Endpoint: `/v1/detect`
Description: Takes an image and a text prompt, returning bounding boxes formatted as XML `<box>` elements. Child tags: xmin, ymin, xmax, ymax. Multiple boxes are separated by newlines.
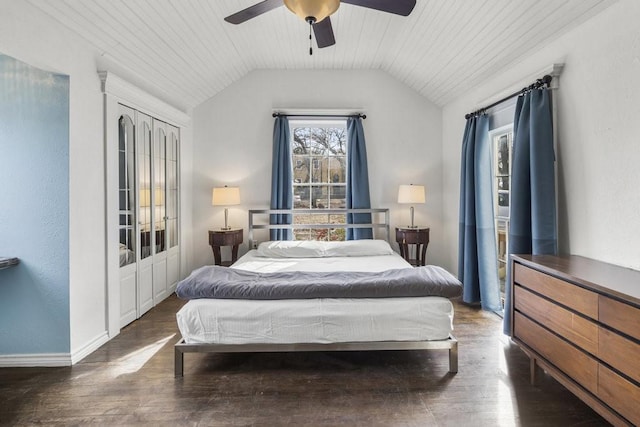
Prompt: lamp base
<box><xmin>222</xmin><ymin>207</ymin><xmax>231</xmax><ymax>231</ymax></box>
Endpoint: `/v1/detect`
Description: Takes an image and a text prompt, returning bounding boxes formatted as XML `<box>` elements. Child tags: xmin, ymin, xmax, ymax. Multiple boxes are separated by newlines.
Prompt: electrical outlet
<box><xmin>252</xmin><ymin>240</ymin><xmax>258</xmax><ymax>249</ymax></box>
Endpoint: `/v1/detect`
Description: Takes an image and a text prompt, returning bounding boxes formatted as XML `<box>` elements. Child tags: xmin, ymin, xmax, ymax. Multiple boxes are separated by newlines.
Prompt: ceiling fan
<box><xmin>224</xmin><ymin>0</ymin><xmax>417</xmax><ymax>54</ymax></box>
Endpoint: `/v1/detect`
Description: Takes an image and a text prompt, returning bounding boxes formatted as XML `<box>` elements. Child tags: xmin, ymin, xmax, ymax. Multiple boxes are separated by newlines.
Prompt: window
<box><xmin>490</xmin><ymin>124</ymin><xmax>513</xmax><ymax>305</ymax></box>
<box><xmin>290</xmin><ymin>120</ymin><xmax>347</xmax><ymax>241</ymax></box>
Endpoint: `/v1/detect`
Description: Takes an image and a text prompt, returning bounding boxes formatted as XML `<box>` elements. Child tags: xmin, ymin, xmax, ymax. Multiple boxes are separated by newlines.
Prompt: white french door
<box><xmin>137</xmin><ymin>112</ymin><xmax>155</xmax><ymax>317</ymax></box>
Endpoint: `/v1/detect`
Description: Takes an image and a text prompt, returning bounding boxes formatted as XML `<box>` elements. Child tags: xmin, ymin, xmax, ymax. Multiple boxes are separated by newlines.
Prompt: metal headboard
<box><xmin>248</xmin><ymin>208</ymin><xmax>390</xmax><ymax>248</ymax></box>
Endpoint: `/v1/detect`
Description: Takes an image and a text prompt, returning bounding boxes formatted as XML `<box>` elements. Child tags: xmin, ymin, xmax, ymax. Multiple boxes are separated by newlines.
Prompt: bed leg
<box><xmin>175</xmin><ymin>346</ymin><xmax>184</xmax><ymax>378</ymax></box>
<box><xmin>449</xmin><ymin>341</ymin><xmax>458</xmax><ymax>373</ymax></box>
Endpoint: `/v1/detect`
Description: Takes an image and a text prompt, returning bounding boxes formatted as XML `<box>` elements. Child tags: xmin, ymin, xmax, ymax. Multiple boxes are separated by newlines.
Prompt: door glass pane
<box><xmin>167</xmin><ymin>129</ymin><xmax>179</xmax><ymax>248</ymax></box>
<box><xmin>138</xmin><ymin>119</ymin><xmax>152</xmax><ymax>260</ymax></box>
<box><xmin>118</xmin><ymin>114</ymin><xmax>136</xmax><ymax>266</ymax></box>
<box><xmin>154</xmin><ymin>126</ymin><xmax>166</xmax><ymax>254</ymax></box>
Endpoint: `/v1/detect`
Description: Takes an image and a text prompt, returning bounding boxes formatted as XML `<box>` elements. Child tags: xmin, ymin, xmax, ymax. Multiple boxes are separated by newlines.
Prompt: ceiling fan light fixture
<box><xmin>283</xmin><ymin>0</ymin><xmax>340</xmax><ymax>23</ymax></box>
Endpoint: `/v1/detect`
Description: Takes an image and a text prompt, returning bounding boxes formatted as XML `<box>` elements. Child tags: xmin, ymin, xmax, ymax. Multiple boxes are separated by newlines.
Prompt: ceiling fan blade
<box><xmin>341</xmin><ymin>0</ymin><xmax>416</xmax><ymax>16</ymax></box>
<box><xmin>313</xmin><ymin>17</ymin><xmax>336</xmax><ymax>48</ymax></box>
<box><xmin>224</xmin><ymin>0</ymin><xmax>283</xmax><ymax>24</ymax></box>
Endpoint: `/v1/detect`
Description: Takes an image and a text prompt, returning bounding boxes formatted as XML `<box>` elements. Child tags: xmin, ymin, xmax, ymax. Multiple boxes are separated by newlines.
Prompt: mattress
<box><xmin>176</xmin><ymin>247</ymin><xmax>455</xmax><ymax>345</ymax></box>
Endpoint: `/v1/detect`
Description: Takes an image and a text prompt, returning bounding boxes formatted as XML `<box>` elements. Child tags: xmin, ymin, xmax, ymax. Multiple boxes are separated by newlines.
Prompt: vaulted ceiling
<box><xmin>28</xmin><ymin>0</ymin><xmax>615</xmax><ymax>112</ymax></box>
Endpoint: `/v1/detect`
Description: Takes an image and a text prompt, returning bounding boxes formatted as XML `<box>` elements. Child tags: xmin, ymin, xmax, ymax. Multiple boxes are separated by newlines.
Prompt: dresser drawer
<box><xmin>599</xmin><ymin>295</ymin><xmax>640</xmax><ymax>342</ymax></box>
<box><xmin>514</xmin><ymin>263</ymin><xmax>598</xmax><ymax>319</ymax></box>
<box><xmin>514</xmin><ymin>312</ymin><xmax>598</xmax><ymax>394</ymax></box>
<box><xmin>599</xmin><ymin>327</ymin><xmax>640</xmax><ymax>384</ymax></box>
<box><xmin>598</xmin><ymin>364</ymin><xmax>640</xmax><ymax>426</ymax></box>
<box><xmin>514</xmin><ymin>285</ymin><xmax>598</xmax><ymax>355</ymax></box>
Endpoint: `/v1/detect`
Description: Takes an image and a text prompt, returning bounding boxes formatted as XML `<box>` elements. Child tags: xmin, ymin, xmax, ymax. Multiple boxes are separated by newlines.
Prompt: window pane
<box><xmin>329</xmin><ymin>228</ymin><xmax>345</xmax><ymax>241</ymax></box>
<box><xmin>294</xmin><ymin>213</ymin><xmax>329</xmax><ymax>225</ymax></box>
<box><xmin>293</xmin><ymin>185</ymin><xmax>308</xmax><ymax>208</ymax></box>
<box><xmin>311</xmin><ymin>185</ymin><xmax>328</xmax><ymax>208</ymax></box>
<box><xmin>497</xmin><ymin>135</ymin><xmax>509</xmax><ymax>175</ymax></box>
<box><xmin>311</xmin><ymin>156</ymin><xmax>325</xmax><ymax>183</ymax></box>
<box><xmin>329</xmin><ymin>214</ymin><xmax>346</xmax><ymax>224</ymax></box>
<box><xmin>293</xmin><ymin>155</ymin><xmax>309</xmax><ymax>183</ymax></box>
<box><xmin>294</xmin><ymin>228</ymin><xmax>311</xmax><ymax>241</ymax></box>
<box><xmin>329</xmin><ymin>186</ymin><xmax>346</xmax><ymax>208</ymax></box>
<box><xmin>329</xmin><ymin>157</ymin><xmax>345</xmax><ymax>183</ymax></box>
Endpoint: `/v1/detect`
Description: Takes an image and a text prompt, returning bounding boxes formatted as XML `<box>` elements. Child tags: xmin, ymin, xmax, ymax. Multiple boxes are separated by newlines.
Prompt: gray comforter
<box><xmin>176</xmin><ymin>265</ymin><xmax>462</xmax><ymax>300</ymax></box>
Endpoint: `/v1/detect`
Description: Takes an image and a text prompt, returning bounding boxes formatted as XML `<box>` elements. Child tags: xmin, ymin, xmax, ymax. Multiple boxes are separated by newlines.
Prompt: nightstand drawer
<box><xmin>514</xmin><ymin>263</ymin><xmax>598</xmax><ymax>319</ymax></box>
<box><xmin>395</xmin><ymin>228</ymin><xmax>429</xmax><ymax>244</ymax></box>
<box><xmin>209</xmin><ymin>229</ymin><xmax>243</xmax><ymax>246</ymax></box>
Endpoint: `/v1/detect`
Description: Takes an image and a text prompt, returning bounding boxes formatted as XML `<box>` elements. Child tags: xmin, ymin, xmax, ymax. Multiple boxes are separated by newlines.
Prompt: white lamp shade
<box><xmin>397</xmin><ymin>185</ymin><xmax>426</xmax><ymax>204</ymax></box>
<box><xmin>212</xmin><ymin>186</ymin><xmax>240</xmax><ymax>206</ymax></box>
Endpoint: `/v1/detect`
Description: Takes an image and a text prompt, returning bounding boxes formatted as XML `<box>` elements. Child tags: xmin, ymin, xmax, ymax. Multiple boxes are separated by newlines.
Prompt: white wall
<box><xmin>442</xmin><ymin>0</ymin><xmax>640</xmax><ymax>273</ymax></box>
<box><xmin>0</xmin><ymin>0</ymin><xmax>106</xmax><ymax>359</ymax></box>
<box><xmin>191</xmin><ymin>69</ymin><xmax>443</xmax><ymax>270</ymax></box>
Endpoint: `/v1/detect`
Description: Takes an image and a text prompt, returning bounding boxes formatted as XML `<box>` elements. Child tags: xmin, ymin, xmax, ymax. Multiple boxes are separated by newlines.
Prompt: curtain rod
<box><xmin>272</xmin><ymin>112</ymin><xmax>367</xmax><ymax>119</ymax></box>
<box><xmin>464</xmin><ymin>75</ymin><xmax>553</xmax><ymax>119</ymax></box>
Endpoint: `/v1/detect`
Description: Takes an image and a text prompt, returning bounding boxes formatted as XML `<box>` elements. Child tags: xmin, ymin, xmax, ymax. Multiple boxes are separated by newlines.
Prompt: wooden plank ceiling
<box><xmin>27</xmin><ymin>0</ymin><xmax>615</xmax><ymax>112</ymax></box>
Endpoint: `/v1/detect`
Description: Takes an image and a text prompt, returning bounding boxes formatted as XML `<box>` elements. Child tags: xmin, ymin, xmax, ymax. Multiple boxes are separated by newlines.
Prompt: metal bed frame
<box><xmin>247</xmin><ymin>208</ymin><xmax>391</xmax><ymax>246</ymax></box>
<box><xmin>175</xmin><ymin>208</ymin><xmax>458</xmax><ymax>377</ymax></box>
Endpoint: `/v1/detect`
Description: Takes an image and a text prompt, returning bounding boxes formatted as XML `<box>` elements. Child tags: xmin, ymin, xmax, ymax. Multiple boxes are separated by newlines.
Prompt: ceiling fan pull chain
<box><xmin>309</xmin><ymin>19</ymin><xmax>313</xmax><ymax>55</ymax></box>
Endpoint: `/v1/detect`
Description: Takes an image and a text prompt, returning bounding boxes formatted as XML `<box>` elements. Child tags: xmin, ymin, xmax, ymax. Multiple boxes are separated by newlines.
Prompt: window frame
<box><xmin>289</xmin><ymin>119</ymin><xmax>348</xmax><ymax>241</ymax></box>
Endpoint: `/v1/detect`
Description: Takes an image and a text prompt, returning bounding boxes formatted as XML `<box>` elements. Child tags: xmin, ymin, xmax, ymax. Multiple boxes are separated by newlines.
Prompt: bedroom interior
<box><xmin>1</xmin><ymin>0</ymin><xmax>639</xmax><ymax>425</ymax></box>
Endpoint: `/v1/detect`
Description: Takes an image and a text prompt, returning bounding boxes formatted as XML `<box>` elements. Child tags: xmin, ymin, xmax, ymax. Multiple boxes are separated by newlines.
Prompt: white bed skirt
<box><xmin>177</xmin><ymin>296</ymin><xmax>454</xmax><ymax>345</ymax></box>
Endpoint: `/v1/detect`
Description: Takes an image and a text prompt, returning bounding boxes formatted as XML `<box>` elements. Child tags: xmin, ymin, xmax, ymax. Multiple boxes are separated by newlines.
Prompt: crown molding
<box><xmin>98</xmin><ymin>71</ymin><xmax>191</xmax><ymax>127</ymax></box>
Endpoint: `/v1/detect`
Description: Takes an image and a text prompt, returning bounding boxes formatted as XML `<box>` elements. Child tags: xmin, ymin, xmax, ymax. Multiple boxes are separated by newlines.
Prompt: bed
<box><xmin>174</xmin><ymin>209</ymin><xmax>461</xmax><ymax>377</ymax></box>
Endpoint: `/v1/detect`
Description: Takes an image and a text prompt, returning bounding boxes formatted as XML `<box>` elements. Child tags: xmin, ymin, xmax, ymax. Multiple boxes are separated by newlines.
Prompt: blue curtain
<box><xmin>458</xmin><ymin>115</ymin><xmax>502</xmax><ymax>312</ymax></box>
<box><xmin>269</xmin><ymin>116</ymin><xmax>293</xmax><ymax>240</ymax></box>
<box><xmin>346</xmin><ymin>117</ymin><xmax>373</xmax><ymax>240</ymax></box>
<box><xmin>503</xmin><ymin>88</ymin><xmax>557</xmax><ymax>334</ymax></box>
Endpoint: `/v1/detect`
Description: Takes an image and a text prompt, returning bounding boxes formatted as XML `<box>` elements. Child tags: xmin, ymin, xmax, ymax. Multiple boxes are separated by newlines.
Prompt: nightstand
<box><xmin>209</xmin><ymin>228</ymin><xmax>243</xmax><ymax>266</ymax></box>
<box><xmin>395</xmin><ymin>227</ymin><xmax>430</xmax><ymax>266</ymax></box>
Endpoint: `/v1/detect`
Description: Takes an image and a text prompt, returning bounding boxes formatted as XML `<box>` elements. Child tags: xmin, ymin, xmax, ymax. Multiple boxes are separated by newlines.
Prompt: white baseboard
<box><xmin>0</xmin><ymin>331</ymin><xmax>110</xmax><ymax>367</ymax></box>
<box><xmin>71</xmin><ymin>331</ymin><xmax>110</xmax><ymax>364</ymax></box>
<box><xmin>0</xmin><ymin>353</ymin><xmax>72</xmax><ymax>367</ymax></box>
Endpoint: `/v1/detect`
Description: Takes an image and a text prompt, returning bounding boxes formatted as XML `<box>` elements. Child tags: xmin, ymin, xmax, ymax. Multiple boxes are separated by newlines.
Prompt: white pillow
<box><xmin>322</xmin><ymin>240</ymin><xmax>394</xmax><ymax>257</ymax></box>
<box><xmin>256</xmin><ymin>240</ymin><xmax>326</xmax><ymax>258</ymax></box>
<box><xmin>256</xmin><ymin>239</ymin><xmax>394</xmax><ymax>258</ymax></box>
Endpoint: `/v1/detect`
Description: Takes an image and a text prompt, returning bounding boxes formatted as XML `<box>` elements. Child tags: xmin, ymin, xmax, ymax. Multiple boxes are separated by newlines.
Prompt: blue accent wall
<box><xmin>0</xmin><ymin>54</ymin><xmax>70</xmax><ymax>354</ymax></box>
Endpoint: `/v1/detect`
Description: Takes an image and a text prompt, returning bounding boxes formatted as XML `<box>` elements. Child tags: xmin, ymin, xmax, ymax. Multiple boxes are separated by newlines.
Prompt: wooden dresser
<box><xmin>511</xmin><ymin>254</ymin><xmax>640</xmax><ymax>426</ymax></box>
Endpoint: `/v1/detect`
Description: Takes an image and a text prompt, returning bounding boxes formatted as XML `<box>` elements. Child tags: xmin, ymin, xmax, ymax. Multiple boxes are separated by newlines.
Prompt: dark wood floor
<box><xmin>0</xmin><ymin>295</ymin><xmax>608</xmax><ymax>426</ymax></box>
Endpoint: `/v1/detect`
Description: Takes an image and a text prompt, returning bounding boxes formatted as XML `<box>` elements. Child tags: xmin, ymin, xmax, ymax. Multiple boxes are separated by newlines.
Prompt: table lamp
<box><xmin>397</xmin><ymin>184</ymin><xmax>425</xmax><ymax>228</ymax></box>
<box><xmin>212</xmin><ymin>186</ymin><xmax>240</xmax><ymax>230</ymax></box>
